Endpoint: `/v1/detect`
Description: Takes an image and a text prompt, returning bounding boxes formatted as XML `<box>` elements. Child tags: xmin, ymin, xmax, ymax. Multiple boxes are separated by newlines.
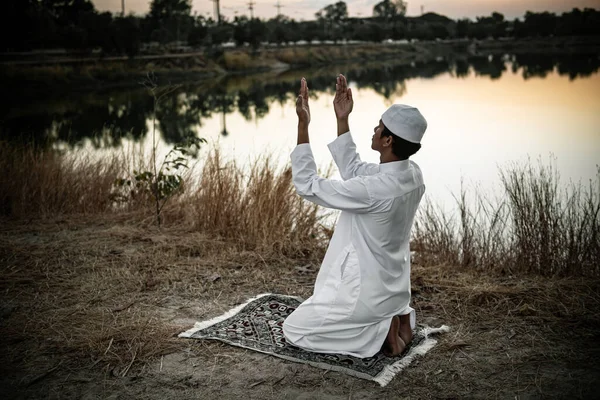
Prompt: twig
<box><xmin>271</xmin><ymin>375</ymin><xmax>285</xmax><ymax>386</ymax></box>
<box><xmin>112</xmin><ymin>301</ymin><xmax>136</xmax><ymax>313</ymax></box>
<box><xmin>121</xmin><ymin>349</ymin><xmax>137</xmax><ymax>377</ymax></box>
<box><xmin>104</xmin><ymin>338</ymin><xmax>114</xmax><ymax>355</ymax></box>
<box><xmin>26</xmin><ymin>361</ymin><xmax>63</xmax><ymax>387</ymax></box>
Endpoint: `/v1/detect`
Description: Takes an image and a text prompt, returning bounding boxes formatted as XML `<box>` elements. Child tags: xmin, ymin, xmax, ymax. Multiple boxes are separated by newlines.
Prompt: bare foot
<box><xmin>382</xmin><ymin>316</ymin><xmax>406</xmax><ymax>357</ymax></box>
<box><xmin>398</xmin><ymin>314</ymin><xmax>413</xmax><ymax>346</ymax></box>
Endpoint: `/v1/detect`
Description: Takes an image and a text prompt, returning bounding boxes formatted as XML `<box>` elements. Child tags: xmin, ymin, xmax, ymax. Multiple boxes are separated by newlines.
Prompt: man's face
<box><xmin>371</xmin><ymin>119</ymin><xmax>387</xmax><ymax>151</ymax></box>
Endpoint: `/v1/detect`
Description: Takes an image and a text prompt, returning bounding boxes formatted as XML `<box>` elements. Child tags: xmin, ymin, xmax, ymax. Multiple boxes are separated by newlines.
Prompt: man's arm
<box><xmin>328</xmin><ymin>133</ymin><xmax>379</xmax><ymax>180</ymax></box>
<box><xmin>291</xmin><ymin>144</ymin><xmax>377</xmax><ymax>214</ymax></box>
<box><xmin>337</xmin><ymin>117</ymin><xmax>349</xmax><ymax>137</ymax></box>
<box><xmin>330</xmin><ymin>74</ymin><xmax>379</xmax><ymax>180</ymax></box>
<box><xmin>334</xmin><ymin>74</ymin><xmax>352</xmax><ymax>136</ymax></box>
<box><xmin>291</xmin><ymin>77</ymin><xmax>379</xmax><ymax>213</ymax></box>
<box><xmin>296</xmin><ymin>78</ymin><xmax>310</xmax><ymax>144</ymax></box>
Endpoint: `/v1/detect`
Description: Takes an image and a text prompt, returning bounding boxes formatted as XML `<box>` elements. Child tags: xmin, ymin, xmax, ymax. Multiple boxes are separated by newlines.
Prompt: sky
<box><xmin>93</xmin><ymin>0</ymin><xmax>600</xmax><ymax>21</ymax></box>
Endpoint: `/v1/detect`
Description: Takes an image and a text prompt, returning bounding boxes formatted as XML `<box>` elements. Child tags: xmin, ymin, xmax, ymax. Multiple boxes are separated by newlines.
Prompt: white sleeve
<box><xmin>327</xmin><ymin>131</ymin><xmax>379</xmax><ymax>180</ymax></box>
<box><xmin>291</xmin><ymin>144</ymin><xmax>376</xmax><ymax>214</ymax></box>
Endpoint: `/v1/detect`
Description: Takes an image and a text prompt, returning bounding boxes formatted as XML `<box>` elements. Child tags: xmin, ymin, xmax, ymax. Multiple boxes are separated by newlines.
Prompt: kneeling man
<box><xmin>283</xmin><ymin>75</ymin><xmax>427</xmax><ymax>358</ymax></box>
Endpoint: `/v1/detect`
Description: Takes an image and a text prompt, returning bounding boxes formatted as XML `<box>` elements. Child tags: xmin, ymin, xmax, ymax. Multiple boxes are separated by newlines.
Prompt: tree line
<box><xmin>4</xmin><ymin>52</ymin><xmax>598</xmax><ymax>147</ymax></box>
<box><xmin>2</xmin><ymin>0</ymin><xmax>599</xmax><ymax>56</ymax></box>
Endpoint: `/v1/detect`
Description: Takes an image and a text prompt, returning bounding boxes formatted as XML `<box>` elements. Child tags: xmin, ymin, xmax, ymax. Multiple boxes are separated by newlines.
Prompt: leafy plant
<box><xmin>115</xmin><ymin>73</ymin><xmax>206</xmax><ymax>226</ymax></box>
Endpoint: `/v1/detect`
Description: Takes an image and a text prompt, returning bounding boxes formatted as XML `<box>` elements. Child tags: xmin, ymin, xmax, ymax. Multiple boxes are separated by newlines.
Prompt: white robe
<box><xmin>282</xmin><ymin>131</ymin><xmax>425</xmax><ymax>358</ymax></box>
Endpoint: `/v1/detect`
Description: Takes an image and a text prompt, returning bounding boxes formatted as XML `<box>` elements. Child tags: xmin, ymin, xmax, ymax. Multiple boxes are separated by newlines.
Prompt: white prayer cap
<box><xmin>381</xmin><ymin>104</ymin><xmax>427</xmax><ymax>144</ymax></box>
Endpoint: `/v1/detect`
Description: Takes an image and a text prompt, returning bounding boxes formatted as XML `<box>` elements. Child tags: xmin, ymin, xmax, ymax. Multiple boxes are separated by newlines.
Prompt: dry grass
<box><xmin>1</xmin><ymin>143</ymin><xmax>599</xmax><ymax>397</ymax></box>
<box><xmin>1</xmin><ymin>218</ymin><xmax>598</xmax><ymax>398</ymax></box>
<box><xmin>222</xmin><ymin>51</ymin><xmax>253</xmax><ymax>70</ymax></box>
<box><xmin>3</xmin><ymin>141</ymin><xmax>598</xmax><ymax>277</ymax></box>
<box><xmin>0</xmin><ymin>141</ymin><xmax>328</xmax><ymax>261</ymax></box>
<box><xmin>0</xmin><ymin>141</ymin><xmax>126</xmax><ymax>216</ymax></box>
<box><xmin>0</xmin><ymin>217</ymin><xmax>321</xmax><ymax>378</ymax></box>
<box><xmin>183</xmin><ymin>151</ymin><xmax>327</xmax><ymax>258</ymax></box>
<box><xmin>414</xmin><ymin>160</ymin><xmax>600</xmax><ymax>277</ymax></box>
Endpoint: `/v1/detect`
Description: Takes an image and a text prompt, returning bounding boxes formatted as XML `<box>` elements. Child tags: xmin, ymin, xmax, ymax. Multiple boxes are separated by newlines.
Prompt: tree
<box><xmin>147</xmin><ymin>0</ymin><xmax>193</xmax><ymax>43</ymax></box>
<box><xmin>233</xmin><ymin>16</ymin><xmax>266</xmax><ymax>49</ymax></box>
<box><xmin>373</xmin><ymin>0</ymin><xmax>406</xmax><ymax>20</ymax></box>
<box><xmin>149</xmin><ymin>0</ymin><xmax>191</xmax><ymax>19</ymax></box>
<box><xmin>455</xmin><ymin>18</ymin><xmax>470</xmax><ymax>38</ymax></box>
<box><xmin>315</xmin><ymin>1</ymin><xmax>348</xmax><ymax>42</ymax></box>
<box><xmin>315</xmin><ymin>1</ymin><xmax>348</xmax><ymax>23</ymax></box>
<box><xmin>188</xmin><ymin>16</ymin><xmax>208</xmax><ymax>47</ymax></box>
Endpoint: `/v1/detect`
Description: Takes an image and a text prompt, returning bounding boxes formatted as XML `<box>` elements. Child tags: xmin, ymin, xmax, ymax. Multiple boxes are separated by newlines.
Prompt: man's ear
<box><xmin>384</xmin><ymin>135</ymin><xmax>393</xmax><ymax>147</ymax></box>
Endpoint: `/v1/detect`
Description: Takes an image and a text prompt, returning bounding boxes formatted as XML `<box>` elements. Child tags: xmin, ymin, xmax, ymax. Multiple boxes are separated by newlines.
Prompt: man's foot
<box><xmin>382</xmin><ymin>316</ymin><xmax>406</xmax><ymax>357</ymax></box>
<box><xmin>398</xmin><ymin>314</ymin><xmax>413</xmax><ymax>346</ymax></box>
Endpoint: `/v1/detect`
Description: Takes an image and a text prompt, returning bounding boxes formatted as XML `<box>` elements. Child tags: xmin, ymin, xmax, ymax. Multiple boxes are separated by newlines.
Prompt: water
<box><xmin>3</xmin><ymin>54</ymin><xmax>599</xmax><ymax>210</ymax></box>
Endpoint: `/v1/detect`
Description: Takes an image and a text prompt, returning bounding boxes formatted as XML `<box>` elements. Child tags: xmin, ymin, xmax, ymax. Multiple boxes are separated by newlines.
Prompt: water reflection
<box><xmin>1</xmin><ymin>53</ymin><xmax>598</xmax><ymax>147</ymax></box>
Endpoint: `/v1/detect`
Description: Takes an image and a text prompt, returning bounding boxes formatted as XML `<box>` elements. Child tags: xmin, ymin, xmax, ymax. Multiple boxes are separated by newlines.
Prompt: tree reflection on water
<box><xmin>2</xmin><ymin>53</ymin><xmax>598</xmax><ymax>148</ymax></box>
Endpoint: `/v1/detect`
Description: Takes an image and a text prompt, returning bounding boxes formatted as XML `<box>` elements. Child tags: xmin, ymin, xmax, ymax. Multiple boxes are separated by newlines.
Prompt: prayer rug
<box><xmin>179</xmin><ymin>293</ymin><xmax>450</xmax><ymax>387</ymax></box>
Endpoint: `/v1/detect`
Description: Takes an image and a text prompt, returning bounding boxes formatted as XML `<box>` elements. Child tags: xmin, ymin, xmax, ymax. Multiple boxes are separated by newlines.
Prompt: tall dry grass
<box><xmin>0</xmin><ymin>141</ymin><xmax>126</xmax><ymax>216</ymax></box>
<box><xmin>0</xmin><ymin>141</ymin><xmax>328</xmax><ymax>259</ymax></box>
<box><xmin>3</xmin><ymin>139</ymin><xmax>598</xmax><ymax>276</ymax></box>
<box><xmin>414</xmin><ymin>160</ymin><xmax>600</xmax><ymax>277</ymax></box>
<box><xmin>182</xmin><ymin>150</ymin><xmax>327</xmax><ymax>257</ymax></box>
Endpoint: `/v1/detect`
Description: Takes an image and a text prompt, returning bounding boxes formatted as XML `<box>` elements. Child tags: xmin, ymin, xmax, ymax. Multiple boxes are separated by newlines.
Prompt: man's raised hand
<box><xmin>333</xmin><ymin>74</ymin><xmax>353</xmax><ymax>120</ymax></box>
<box><xmin>296</xmin><ymin>77</ymin><xmax>311</xmax><ymax>125</ymax></box>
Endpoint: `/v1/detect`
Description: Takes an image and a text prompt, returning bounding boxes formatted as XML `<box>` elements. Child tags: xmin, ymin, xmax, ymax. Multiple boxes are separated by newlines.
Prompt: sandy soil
<box><xmin>1</xmin><ymin>216</ymin><xmax>599</xmax><ymax>399</ymax></box>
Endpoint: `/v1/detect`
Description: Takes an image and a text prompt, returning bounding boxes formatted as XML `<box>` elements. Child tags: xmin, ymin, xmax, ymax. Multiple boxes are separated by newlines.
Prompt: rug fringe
<box><xmin>178</xmin><ymin>293</ymin><xmax>272</xmax><ymax>338</ymax></box>
<box><xmin>373</xmin><ymin>324</ymin><xmax>451</xmax><ymax>387</ymax></box>
<box><xmin>178</xmin><ymin>293</ymin><xmax>305</xmax><ymax>338</ymax></box>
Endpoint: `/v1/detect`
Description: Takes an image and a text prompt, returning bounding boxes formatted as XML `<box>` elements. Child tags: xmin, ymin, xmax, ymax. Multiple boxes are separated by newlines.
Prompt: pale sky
<box><xmin>94</xmin><ymin>0</ymin><xmax>600</xmax><ymax>21</ymax></box>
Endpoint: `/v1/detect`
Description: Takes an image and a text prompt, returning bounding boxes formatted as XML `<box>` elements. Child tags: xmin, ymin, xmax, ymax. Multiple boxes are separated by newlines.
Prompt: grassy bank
<box><xmin>1</xmin><ymin>141</ymin><xmax>598</xmax><ymax>277</ymax></box>
<box><xmin>414</xmin><ymin>161</ymin><xmax>600</xmax><ymax>277</ymax></box>
<box><xmin>3</xmin><ymin>36</ymin><xmax>599</xmax><ymax>91</ymax></box>
<box><xmin>1</xmin><ymin>141</ymin><xmax>599</xmax><ymax>398</ymax></box>
<box><xmin>0</xmin><ymin>142</ymin><xmax>327</xmax><ymax>261</ymax></box>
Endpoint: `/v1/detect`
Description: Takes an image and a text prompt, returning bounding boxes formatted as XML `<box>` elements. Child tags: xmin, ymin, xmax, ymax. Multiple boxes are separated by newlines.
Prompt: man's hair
<box><xmin>381</xmin><ymin>126</ymin><xmax>421</xmax><ymax>160</ymax></box>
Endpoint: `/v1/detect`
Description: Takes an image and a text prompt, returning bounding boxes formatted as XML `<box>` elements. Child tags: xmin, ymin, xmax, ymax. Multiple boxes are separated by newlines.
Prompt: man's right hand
<box><xmin>333</xmin><ymin>74</ymin><xmax>353</xmax><ymax>120</ymax></box>
<box><xmin>296</xmin><ymin>77</ymin><xmax>311</xmax><ymax>125</ymax></box>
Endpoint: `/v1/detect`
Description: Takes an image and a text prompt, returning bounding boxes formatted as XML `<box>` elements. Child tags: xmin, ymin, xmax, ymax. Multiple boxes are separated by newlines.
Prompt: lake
<box><xmin>3</xmin><ymin>53</ymin><xmax>599</xmax><ymax>211</ymax></box>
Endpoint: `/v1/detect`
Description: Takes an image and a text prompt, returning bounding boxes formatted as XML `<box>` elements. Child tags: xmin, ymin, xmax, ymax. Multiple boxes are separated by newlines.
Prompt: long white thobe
<box><xmin>282</xmin><ymin>131</ymin><xmax>425</xmax><ymax>358</ymax></box>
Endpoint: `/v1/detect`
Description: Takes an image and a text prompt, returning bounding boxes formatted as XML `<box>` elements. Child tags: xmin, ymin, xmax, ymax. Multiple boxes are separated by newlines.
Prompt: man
<box><xmin>282</xmin><ymin>75</ymin><xmax>427</xmax><ymax>358</ymax></box>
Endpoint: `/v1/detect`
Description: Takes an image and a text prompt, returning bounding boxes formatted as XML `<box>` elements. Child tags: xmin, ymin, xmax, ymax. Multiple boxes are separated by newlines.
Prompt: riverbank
<box><xmin>1</xmin><ymin>214</ymin><xmax>599</xmax><ymax>399</ymax></box>
<box><xmin>1</xmin><ymin>125</ymin><xmax>599</xmax><ymax>397</ymax></box>
<box><xmin>2</xmin><ymin>36</ymin><xmax>599</xmax><ymax>92</ymax></box>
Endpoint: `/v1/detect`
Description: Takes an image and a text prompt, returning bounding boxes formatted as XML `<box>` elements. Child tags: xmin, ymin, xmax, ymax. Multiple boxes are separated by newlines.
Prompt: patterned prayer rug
<box><xmin>179</xmin><ymin>293</ymin><xmax>450</xmax><ymax>387</ymax></box>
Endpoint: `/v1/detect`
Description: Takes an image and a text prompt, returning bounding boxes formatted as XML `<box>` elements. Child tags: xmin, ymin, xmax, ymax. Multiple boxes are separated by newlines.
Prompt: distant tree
<box><xmin>113</xmin><ymin>16</ymin><xmax>142</xmax><ymax>57</ymax></box>
<box><xmin>147</xmin><ymin>0</ymin><xmax>193</xmax><ymax>43</ymax></box>
<box><xmin>315</xmin><ymin>1</ymin><xmax>348</xmax><ymax>22</ymax></box>
<box><xmin>233</xmin><ymin>16</ymin><xmax>266</xmax><ymax>49</ymax></box>
<box><xmin>38</xmin><ymin>0</ymin><xmax>97</xmax><ymax>51</ymax></box>
<box><xmin>373</xmin><ymin>0</ymin><xmax>407</xmax><ymax>19</ymax></box>
<box><xmin>491</xmin><ymin>12</ymin><xmax>507</xmax><ymax>37</ymax></box>
<box><xmin>85</xmin><ymin>11</ymin><xmax>113</xmax><ymax>51</ymax></box>
<box><xmin>455</xmin><ymin>18</ymin><xmax>470</xmax><ymax>38</ymax></box>
<box><xmin>207</xmin><ymin>22</ymin><xmax>233</xmax><ymax>46</ymax></box>
<box><xmin>521</xmin><ymin>11</ymin><xmax>558</xmax><ymax>37</ymax></box>
<box><xmin>266</xmin><ymin>15</ymin><xmax>298</xmax><ymax>45</ymax></box>
<box><xmin>41</xmin><ymin>0</ymin><xmax>95</xmax><ymax>25</ymax></box>
<box><xmin>556</xmin><ymin>8</ymin><xmax>600</xmax><ymax>36</ymax></box>
<box><xmin>299</xmin><ymin>20</ymin><xmax>321</xmax><ymax>42</ymax></box>
<box><xmin>315</xmin><ymin>1</ymin><xmax>348</xmax><ymax>42</ymax></box>
<box><xmin>188</xmin><ymin>16</ymin><xmax>209</xmax><ymax>47</ymax></box>
<box><xmin>148</xmin><ymin>0</ymin><xmax>191</xmax><ymax>19</ymax></box>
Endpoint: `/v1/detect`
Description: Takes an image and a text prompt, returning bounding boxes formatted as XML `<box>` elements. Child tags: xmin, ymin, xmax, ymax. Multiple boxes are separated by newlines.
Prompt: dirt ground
<box><xmin>1</xmin><ymin>216</ymin><xmax>599</xmax><ymax>399</ymax></box>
